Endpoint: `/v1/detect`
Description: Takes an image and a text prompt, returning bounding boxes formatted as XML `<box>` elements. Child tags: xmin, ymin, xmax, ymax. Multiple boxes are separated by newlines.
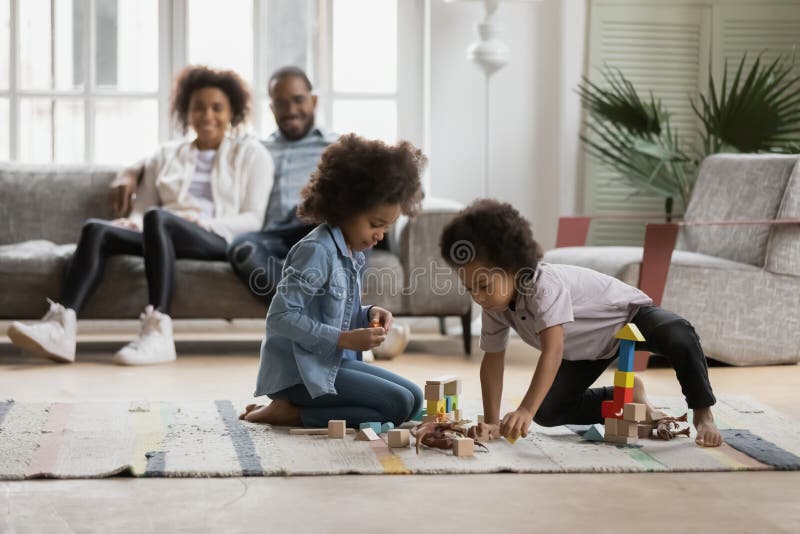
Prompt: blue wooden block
<box><xmin>359</xmin><ymin>422</ymin><xmax>382</xmax><ymax>435</ymax></box>
<box><xmin>617</xmin><ymin>340</ymin><xmax>635</xmax><ymax>372</ymax></box>
<box><xmin>381</xmin><ymin>422</ymin><xmax>395</xmax><ymax>433</ymax></box>
<box><xmin>445</xmin><ymin>396</ymin><xmax>453</xmax><ymax>412</ymax></box>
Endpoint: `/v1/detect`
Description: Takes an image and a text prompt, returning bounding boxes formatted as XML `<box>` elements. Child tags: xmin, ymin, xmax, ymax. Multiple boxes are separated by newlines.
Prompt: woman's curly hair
<box><xmin>170</xmin><ymin>65</ymin><xmax>252</xmax><ymax>133</ymax></box>
<box><xmin>440</xmin><ymin>199</ymin><xmax>543</xmax><ymax>274</ymax></box>
<box><xmin>298</xmin><ymin>134</ymin><xmax>426</xmax><ymax>225</ymax></box>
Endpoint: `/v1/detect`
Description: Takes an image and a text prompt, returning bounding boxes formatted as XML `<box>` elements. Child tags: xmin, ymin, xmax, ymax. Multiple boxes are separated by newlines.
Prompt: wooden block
<box><xmin>443</xmin><ymin>380</ymin><xmax>462</xmax><ymax>396</ymax></box>
<box><xmin>453</xmin><ymin>409</ymin><xmax>462</xmax><ymax>421</ymax></box>
<box><xmin>291</xmin><ymin>427</ymin><xmax>354</xmax><ymax>436</ymax></box>
<box><xmin>328</xmin><ymin>420</ymin><xmax>346</xmax><ymax>439</ymax></box>
<box><xmin>477</xmin><ymin>414</ymin><xmax>485</xmax><ymax>424</ymax></box>
<box><xmin>427</xmin><ymin>375</ymin><xmax>458</xmax><ymax>386</ymax></box>
<box><xmin>427</xmin><ymin>399</ymin><xmax>446</xmax><ymax>416</ymax></box>
<box><xmin>601</xmin><ymin>400</ymin><xmax>623</xmax><ymax>419</ymax></box>
<box><xmin>453</xmin><ymin>437</ymin><xmax>474</xmax><ymax>457</ymax></box>
<box><xmin>355</xmin><ymin>428</ymin><xmax>379</xmax><ymax>441</ymax></box>
<box><xmin>424</xmin><ymin>383</ymin><xmax>444</xmax><ymax>400</ymax></box>
<box><xmin>604</xmin><ymin>434</ymin><xmax>638</xmax><ymax>445</ymax></box>
<box><xmin>422</xmin><ymin>414</ymin><xmax>437</xmax><ymax>423</ymax></box>
<box><xmin>614</xmin><ymin>371</ymin><xmax>635</xmax><ymax>388</ymax></box>
<box><xmin>359</xmin><ymin>422</ymin><xmax>382</xmax><ymax>435</ymax></box>
<box><xmin>381</xmin><ymin>422</ymin><xmax>394</xmax><ymax>433</ymax></box>
<box><xmin>615</xmin><ymin>323</ymin><xmax>645</xmax><ymax>342</ymax></box>
<box><xmin>604</xmin><ymin>417</ymin><xmax>619</xmax><ymax>436</ymax></box>
<box><xmin>387</xmin><ymin>429</ymin><xmax>410</xmax><ymax>448</ymax></box>
<box><xmin>613</xmin><ymin>386</ymin><xmax>634</xmax><ymax>406</ymax></box>
<box><xmin>617</xmin><ymin>340</ymin><xmax>636</xmax><ymax>372</ymax></box>
<box><xmin>623</xmin><ymin>403</ymin><xmax>647</xmax><ymax>423</ymax></box>
<box><xmin>617</xmin><ymin>420</ymin><xmax>638</xmax><ymax>438</ymax></box>
<box><xmin>637</xmin><ymin>423</ymin><xmax>652</xmax><ymax>438</ymax></box>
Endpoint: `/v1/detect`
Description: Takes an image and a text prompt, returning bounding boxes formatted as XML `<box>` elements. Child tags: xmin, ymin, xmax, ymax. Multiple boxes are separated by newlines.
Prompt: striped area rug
<box><xmin>0</xmin><ymin>396</ymin><xmax>798</xmax><ymax>479</ymax></box>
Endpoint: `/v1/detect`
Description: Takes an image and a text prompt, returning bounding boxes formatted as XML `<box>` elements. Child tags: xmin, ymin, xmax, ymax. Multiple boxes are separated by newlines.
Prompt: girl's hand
<box><xmin>338</xmin><ymin>327</ymin><xmax>387</xmax><ymax>351</ymax></box>
<box><xmin>368</xmin><ymin>306</ymin><xmax>393</xmax><ymax>332</ymax></box>
<box><xmin>110</xmin><ymin>218</ymin><xmax>141</xmax><ymax>232</ymax></box>
<box><xmin>500</xmin><ymin>407</ymin><xmax>534</xmax><ymax>441</ymax></box>
<box><xmin>467</xmin><ymin>422</ymin><xmax>502</xmax><ymax>442</ymax></box>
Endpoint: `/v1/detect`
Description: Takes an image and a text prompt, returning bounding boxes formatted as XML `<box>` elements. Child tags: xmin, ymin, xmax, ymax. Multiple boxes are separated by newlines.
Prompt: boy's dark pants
<box><xmin>533</xmin><ymin>306</ymin><xmax>717</xmax><ymax>427</ymax></box>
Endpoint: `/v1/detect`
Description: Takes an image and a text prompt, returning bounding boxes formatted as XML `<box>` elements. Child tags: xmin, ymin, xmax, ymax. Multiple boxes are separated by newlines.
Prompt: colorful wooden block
<box><xmin>615</xmin><ymin>323</ymin><xmax>645</xmax><ymax>342</ymax></box>
<box><xmin>387</xmin><ymin>428</ymin><xmax>410</xmax><ymax>447</ymax></box>
<box><xmin>453</xmin><ymin>437</ymin><xmax>475</xmax><ymax>457</ymax></box>
<box><xmin>453</xmin><ymin>409</ymin><xmax>462</xmax><ymax>421</ymax></box>
<box><xmin>443</xmin><ymin>380</ymin><xmax>462</xmax><ymax>396</ymax></box>
<box><xmin>355</xmin><ymin>428</ymin><xmax>379</xmax><ymax>441</ymax></box>
<box><xmin>617</xmin><ymin>340</ymin><xmax>636</xmax><ymax>372</ymax></box>
<box><xmin>601</xmin><ymin>400</ymin><xmax>623</xmax><ymax>419</ymax></box>
<box><xmin>583</xmin><ymin>424</ymin><xmax>605</xmax><ymax>442</ymax></box>
<box><xmin>623</xmin><ymin>403</ymin><xmax>647</xmax><ymax>423</ymax></box>
<box><xmin>604</xmin><ymin>417</ymin><xmax>619</xmax><ymax>436</ymax></box>
<box><xmin>427</xmin><ymin>399</ymin><xmax>446</xmax><ymax>416</ymax></box>
<box><xmin>426</xmin><ymin>375</ymin><xmax>458</xmax><ymax>386</ymax></box>
<box><xmin>613</xmin><ymin>386</ymin><xmax>634</xmax><ymax>406</ymax></box>
<box><xmin>328</xmin><ymin>420</ymin><xmax>346</xmax><ymax>439</ymax></box>
<box><xmin>359</xmin><ymin>422</ymin><xmax>382</xmax><ymax>435</ymax></box>
<box><xmin>381</xmin><ymin>422</ymin><xmax>395</xmax><ymax>433</ymax></box>
<box><xmin>445</xmin><ymin>396</ymin><xmax>453</xmax><ymax>412</ymax></box>
<box><xmin>424</xmin><ymin>383</ymin><xmax>444</xmax><ymax>400</ymax></box>
<box><xmin>614</xmin><ymin>371</ymin><xmax>635</xmax><ymax>388</ymax></box>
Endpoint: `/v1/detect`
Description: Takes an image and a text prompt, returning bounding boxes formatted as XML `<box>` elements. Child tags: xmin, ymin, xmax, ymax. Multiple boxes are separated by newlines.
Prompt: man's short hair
<box><xmin>268</xmin><ymin>66</ymin><xmax>313</xmax><ymax>95</ymax></box>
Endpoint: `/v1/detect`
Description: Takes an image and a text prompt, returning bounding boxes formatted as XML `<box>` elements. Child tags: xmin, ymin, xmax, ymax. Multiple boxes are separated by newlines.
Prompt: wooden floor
<box><xmin>1</xmin><ymin>332</ymin><xmax>799</xmax><ymax>533</ymax></box>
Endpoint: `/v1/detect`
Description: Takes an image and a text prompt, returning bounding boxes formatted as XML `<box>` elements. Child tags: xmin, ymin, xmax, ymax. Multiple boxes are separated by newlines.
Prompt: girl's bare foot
<box><xmin>241</xmin><ymin>399</ymin><xmax>302</xmax><ymax>426</ymax></box>
<box><xmin>632</xmin><ymin>376</ymin><xmax>669</xmax><ymax>422</ymax></box>
<box><xmin>693</xmin><ymin>407</ymin><xmax>723</xmax><ymax>447</ymax></box>
<box><xmin>239</xmin><ymin>403</ymin><xmax>261</xmax><ymax>420</ymax></box>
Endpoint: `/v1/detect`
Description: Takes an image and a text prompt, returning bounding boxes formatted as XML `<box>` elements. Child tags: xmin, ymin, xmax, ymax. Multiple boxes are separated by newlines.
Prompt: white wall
<box><xmin>427</xmin><ymin>0</ymin><xmax>587</xmax><ymax>250</ymax></box>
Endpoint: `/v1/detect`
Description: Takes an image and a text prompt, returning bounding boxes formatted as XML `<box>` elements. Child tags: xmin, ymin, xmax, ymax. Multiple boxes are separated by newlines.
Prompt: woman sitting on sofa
<box><xmin>7</xmin><ymin>65</ymin><xmax>273</xmax><ymax>365</ymax></box>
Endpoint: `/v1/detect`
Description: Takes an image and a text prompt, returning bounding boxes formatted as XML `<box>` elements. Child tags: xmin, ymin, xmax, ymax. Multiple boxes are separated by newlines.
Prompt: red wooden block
<box><xmin>601</xmin><ymin>400</ymin><xmax>623</xmax><ymax>419</ymax></box>
<box><xmin>613</xmin><ymin>386</ymin><xmax>634</xmax><ymax>406</ymax></box>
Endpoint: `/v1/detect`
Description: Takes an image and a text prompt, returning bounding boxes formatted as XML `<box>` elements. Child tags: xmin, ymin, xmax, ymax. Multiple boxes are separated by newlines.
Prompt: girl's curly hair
<box><xmin>440</xmin><ymin>199</ymin><xmax>543</xmax><ymax>273</ymax></box>
<box><xmin>170</xmin><ymin>65</ymin><xmax>252</xmax><ymax>133</ymax></box>
<box><xmin>298</xmin><ymin>134</ymin><xmax>426</xmax><ymax>225</ymax></box>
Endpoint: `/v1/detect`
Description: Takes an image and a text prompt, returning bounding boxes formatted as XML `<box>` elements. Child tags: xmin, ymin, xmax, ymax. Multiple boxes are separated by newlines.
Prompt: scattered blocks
<box><xmin>381</xmin><ymin>422</ymin><xmax>395</xmax><ymax>433</ymax></box>
<box><xmin>453</xmin><ymin>437</ymin><xmax>475</xmax><ymax>457</ymax></box>
<box><xmin>387</xmin><ymin>429</ymin><xmax>410</xmax><ymax>448</ymax></box>
<box><xmin>328</xmin><ymin>420</ymin><xmax>346</xmax><ymax>439</ymax></box>
<box><xmin>356</xmin><ymin>428</ymin><xmax>380</xmax><ymax>441</ymax></box>
<box><xmin>359</xmin><ymin>422</ymin><xmax>382</xmax><ymax>435</ymax></box>
<box><xmin>623</xmin><ymin>403</ymin><xmax>647</xmax><ymax>423</ymax></box>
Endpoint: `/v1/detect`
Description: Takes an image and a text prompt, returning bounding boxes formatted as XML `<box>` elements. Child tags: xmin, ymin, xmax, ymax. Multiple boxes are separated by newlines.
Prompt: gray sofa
<box><xmin>0</xmin><ymin>164</ymin><xmax>473</xmax><ymax>352</ymax></box>
<box><xmin>545</xmin><ymin>154</ymin><xmax>800</xmax><ymax>366</ymax></box>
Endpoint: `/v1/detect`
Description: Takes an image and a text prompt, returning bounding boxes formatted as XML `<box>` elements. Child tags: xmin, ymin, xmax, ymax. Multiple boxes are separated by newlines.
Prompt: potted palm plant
<box><xmin>578</xmin><ymin>53</ymin><xmax>800</xmax><ymax>219</ymax></box>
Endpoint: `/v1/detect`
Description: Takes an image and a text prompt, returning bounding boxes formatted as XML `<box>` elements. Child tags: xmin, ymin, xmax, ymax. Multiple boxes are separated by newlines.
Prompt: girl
<box><xmin>7</xmin><ymin>65</ymin><xmax>272</xmax><ymax>365</ymax></box>
<box><xmin>439</xmin><ymin>199</ymin><xmax>723</xmax><ymax>447</ymax></box>
<box><xmin>240</xmin><ymin>134</ymin><xmax>425</xmax><ymax>428</ymax></box>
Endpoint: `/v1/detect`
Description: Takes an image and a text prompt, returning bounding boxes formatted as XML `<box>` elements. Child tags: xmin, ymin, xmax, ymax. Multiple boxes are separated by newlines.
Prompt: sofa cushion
<box><xmin>361</xmin><ymin>250</ymin><xmax>405</xmax><ymax>313</ymax></box>
<box><xmin>0</xmin><ymin>164</ymin><xmax>117</xmax><ymax>245</ymax></box>
<box><xmin>766</xmin><ymin>161</ymin><xmax>800</xmax><ymax>277</ymax></box>
<box><xmin>677</xmin><ymin>154</ymin><xmax>798</xmax><ymax>267</ymax></box>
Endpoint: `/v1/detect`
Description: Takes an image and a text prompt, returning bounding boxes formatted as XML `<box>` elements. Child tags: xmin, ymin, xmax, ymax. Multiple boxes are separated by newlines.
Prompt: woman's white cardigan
<box><xmin>129</xmin><ymin>135</ymin><xmax>273</xmax><ymax>242</ymax></box>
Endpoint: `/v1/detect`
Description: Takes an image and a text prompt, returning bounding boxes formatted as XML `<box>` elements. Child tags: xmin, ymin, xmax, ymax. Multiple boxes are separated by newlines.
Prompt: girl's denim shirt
<box><xmin>254</xmin><ymin>223</ymin><xmax>371</xmax><ymax>399</ymax></box>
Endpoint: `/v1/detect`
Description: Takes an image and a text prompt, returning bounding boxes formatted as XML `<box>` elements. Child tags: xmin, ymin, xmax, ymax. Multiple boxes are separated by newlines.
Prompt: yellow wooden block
<box><xmin>614</xmin><ymin>371</ymin><xmax>635</xmax><ymax>388</ymax></box>
<box><xmin>426</xmin><ymin>399</ymin><xmax>446</xmax><ymax>415</ymax></box>
<box><xmin>614</xmin><ymin>323</ymin><xmax>645</xmax><ymax>342</ymax></box>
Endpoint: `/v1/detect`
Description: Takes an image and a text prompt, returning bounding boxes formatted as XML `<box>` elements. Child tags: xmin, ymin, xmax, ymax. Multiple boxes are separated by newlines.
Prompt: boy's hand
<box><xmin>500</xmin><ymin>407</ymin><xmax>534</xmax><ymax>441</ymax></box>
<box><xmin>467</xmin><ymin>422</ymin><xmax>501</xmax><ymax>442</ymax></box>
<box><xmin>368</xmin><ymin>306</ymin><xmax>393</xmax><ymax>332</ymax></box>
<box><xmin>338</xmin><ymin>327</ymin><xmax>386</xmax><ymax>351</ymax></box>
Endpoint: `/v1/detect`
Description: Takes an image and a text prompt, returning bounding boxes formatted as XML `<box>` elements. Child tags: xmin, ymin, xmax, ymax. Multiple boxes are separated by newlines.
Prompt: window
<box><xmin>3</xmin><ymin>0</ymin><xmax>419</xmax><ymax>164</ymax></box>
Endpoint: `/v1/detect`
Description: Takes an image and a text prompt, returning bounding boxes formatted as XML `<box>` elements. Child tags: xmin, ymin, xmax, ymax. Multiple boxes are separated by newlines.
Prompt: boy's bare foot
<box><xmin>693</xmin><ymin>407</ymin><xmax>723</xmax><ymax>447</ymax></box>
<box><xmin>632</xmin><ymin>376</ymin><xmax>669</xmax><ymax>422</ymax></box>
<box><xmin>240</xmin><ymin>399</ymin><xmax>302</xmax><ymax>426</ymax></box>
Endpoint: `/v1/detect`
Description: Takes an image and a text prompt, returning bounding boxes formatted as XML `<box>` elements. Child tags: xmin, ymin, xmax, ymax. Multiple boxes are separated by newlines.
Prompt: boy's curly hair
<box><xmin>170</xmin><ymin>65</ymin><xmax>252</xmax><ymax>133</ymax></box>
<box><xmin>298</xmin><ymin>134</ymin><xmax>426</xmax><ymax>225</ymax></box>
<box><xmin>440</xmin><ymin>199</ymin><xmax>543</xmax><ymax>273</ymax></box>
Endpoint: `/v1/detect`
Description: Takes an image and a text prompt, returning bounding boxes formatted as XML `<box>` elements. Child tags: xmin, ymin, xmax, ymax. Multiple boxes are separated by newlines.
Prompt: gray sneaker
<box><xmin>7</xmin><ymin>299</ymin><xmax>77</xmax><ymax>363</ymax></box>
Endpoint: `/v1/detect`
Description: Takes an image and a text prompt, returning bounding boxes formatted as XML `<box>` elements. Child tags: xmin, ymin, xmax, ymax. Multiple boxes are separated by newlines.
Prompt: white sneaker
<box><xmin>373</xmin><ymin>324</ymin><xmax>411</xmax><ymax>360</ymax></box>
<box><xmin>113</xmin><ymin>306</ymin><xmax>176</xmax><ymax>366</ymax></box>
<box><xmin>7</xmin><ymin>299</ymin><xmax>77</xmax><ymax>363</ymax></box>
<box><xmin>361</xmin><ymin>349</ymin><xmax>375</xmax><ymax>362</ymax></box>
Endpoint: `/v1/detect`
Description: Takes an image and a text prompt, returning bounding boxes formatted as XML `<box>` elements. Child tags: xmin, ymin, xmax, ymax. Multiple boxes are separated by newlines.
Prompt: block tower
<box><xmin>423</xmin><ymin>375</ymin><xmax>462</xmax><ymax>423</ymax></box>
<box><xmin>602</xmin><ymin>323</ymin><xmax>649</xmax><ymax>444</ymax></box>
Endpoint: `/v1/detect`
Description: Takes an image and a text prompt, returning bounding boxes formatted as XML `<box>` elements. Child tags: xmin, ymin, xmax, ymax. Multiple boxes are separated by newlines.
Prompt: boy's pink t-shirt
<box><xmin>479</xmin><ymin>263</ymin><xmax>653</xmax><ymax>361</ymax></box>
